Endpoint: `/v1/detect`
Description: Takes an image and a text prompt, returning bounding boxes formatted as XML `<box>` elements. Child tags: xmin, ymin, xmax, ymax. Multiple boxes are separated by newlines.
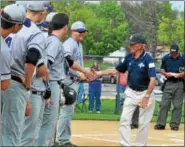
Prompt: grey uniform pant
<box><xmin>37</xmin><ymin>81</ymin><xmax>61</xmax><ymax>146</ymax></box>
<box><xmin>57</xmin><ymin>80</ymin><xmax>80</xmax><ymax>145</ymax></box>
<box><xmin>156</xmin><ymin>81</ymin><xmax>184</xmax><ymax>128</ymax></box>
<box><xmin>1</xmin><ymin>80</ymin><xmax>29</xmax><ymax>146</ymax></box>
<box><xmin>21</xmin><ymin>93</ymin><xmax>46</xmax><ymax>146</ymax></box>
<box><xmin>119</xmin><ymin>87</ymin><xmax>155</xmax><ymax>146</ymax></box>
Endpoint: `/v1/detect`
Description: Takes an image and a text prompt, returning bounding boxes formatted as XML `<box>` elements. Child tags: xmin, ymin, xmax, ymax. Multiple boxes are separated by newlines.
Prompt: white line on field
<box><xmin>73</xmin><ymin>133</ymin><xmax>184</xmax><ymax>143</ymax></box>
<box><xmin>73</xmin><ymin>135</ymin><xmax>183</xmax><ymax>146</ymax></box>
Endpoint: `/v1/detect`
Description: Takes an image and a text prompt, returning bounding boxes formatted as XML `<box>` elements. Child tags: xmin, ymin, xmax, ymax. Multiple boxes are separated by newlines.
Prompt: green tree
<box><xmin>52</xmin><ymin>0</ymin><xmax>129</xmax><ymax>55</ymax></box>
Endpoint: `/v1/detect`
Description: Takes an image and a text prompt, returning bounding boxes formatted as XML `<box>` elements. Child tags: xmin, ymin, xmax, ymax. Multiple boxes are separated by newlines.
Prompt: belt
<box><xmin>11</xmin><ymin>75</ymin><xmax>23</xmax><ymax>84</ymax></box>
<box><xmin>32</xmin><ymin>91</ymin><xmax>45</xmax><ymax>97</ymax></box>
<box><xmin>49</xmin><ymin>80</ymin><xmax>61</xmax><ymax>86</ymax></box>
<box><xmin>129</xmin><ymin>86</ymin><xmax>147</xmax><ymax>92</ymax></box>
<box><xmin>167</xmin><ymin>78</ymin><xmax>184</xmax><ymax>83</ymax></box>
<box><xmin>70</xmin><ymin>77</ymin><xmax>80</xmax><ymax>82</ymax></box>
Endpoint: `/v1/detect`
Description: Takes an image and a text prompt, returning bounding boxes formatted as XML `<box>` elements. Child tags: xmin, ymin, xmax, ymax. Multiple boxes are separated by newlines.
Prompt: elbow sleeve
<box><xmin>25</xmin><ymin>48</ymin><xmax>41</xmax><ymax>66</ymax></box>
<box><xmin>65</xmin><ymin>55</ymin><xmax>74</xmax><ymax>67</ymax></box>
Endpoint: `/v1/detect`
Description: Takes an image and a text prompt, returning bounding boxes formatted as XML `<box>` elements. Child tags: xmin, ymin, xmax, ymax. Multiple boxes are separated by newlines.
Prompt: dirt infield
<box><xmin>70</xmin><ymin>120</ymin><xmax>184</xmax><ymax>146</ymax></box>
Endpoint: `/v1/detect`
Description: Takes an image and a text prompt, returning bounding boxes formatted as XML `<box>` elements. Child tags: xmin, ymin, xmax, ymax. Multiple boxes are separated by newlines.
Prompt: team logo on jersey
<box><xmin>138</xmin><ymin>62</ymin><xmax>145</xmax><ymax>68</ymax></box>
<box><xmin>179</xmin><ymin>67</ymin><xmax>185</xmax><ymax>72</ymax></box>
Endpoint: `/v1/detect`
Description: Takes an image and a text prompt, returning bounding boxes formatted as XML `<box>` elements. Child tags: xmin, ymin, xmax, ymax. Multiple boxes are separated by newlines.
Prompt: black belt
<box><xmin>32</xmin><ymin>91</ymin><xmax>45</xmax><ymax>96</ymax></box>
<box><xmin>11</xmin><ymin>75</ymin><xmax>23</xmax><ymax>84</ymax></box>
<box><xmin>70</xmin><ymin>77</ymin><xmax>80</xmax><ymax>82</ymax></box>
<box><xmin>167</xmin><ymin>78</ymin><xmax>184</xmax><ymax>83</ymax></box>
<box><xmin>129</xmin><ymin>86</ymin><xmax>147</xmax><ymax>92</ymax></box>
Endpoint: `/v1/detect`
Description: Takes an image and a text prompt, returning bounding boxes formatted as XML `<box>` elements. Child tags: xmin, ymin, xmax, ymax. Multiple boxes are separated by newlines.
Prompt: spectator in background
<box><xmin>77</xmin><ymin>83</ymin><xmax>85</xmax><ymax>103</ymax></box>
<box><xmin>88</xmin><ymin>62</ymin><xmax>102</xmax><ymax>113</ymax></box>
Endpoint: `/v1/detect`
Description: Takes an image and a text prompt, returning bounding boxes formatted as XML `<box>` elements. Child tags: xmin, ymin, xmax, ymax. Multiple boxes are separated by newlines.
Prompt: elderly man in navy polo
<box><xmin>96</xmin><ymin>33</ymin><xmax>156</xmax><ymax>146</ymax></box>
<box><xmin>155</xmin><ymin>44</ymin><xmax>185</xmax><ymax>131</ymax></box>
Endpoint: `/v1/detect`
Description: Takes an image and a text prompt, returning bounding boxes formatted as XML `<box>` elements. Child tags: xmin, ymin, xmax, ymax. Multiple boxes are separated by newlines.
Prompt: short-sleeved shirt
<box><xmin>63</xmin><ymin>37</ymin><xmax>84</xmax><ymax>77</ymax></box>
<box><xmin>9</xmin><ymin>18</ymin><xmax>46</xmax><ymax>91</ymax></box>
<box><xmin>1</xmin><ymin>37</ymin><xmax>12</xmax><ymax>81</ymax></box>
<box><xmin>161</xmin><ymin>53</ymin><xmax>185</xmax><ymax>74</ymax></box>
<box><xmin>47</xmin><ymin>35</ymin><xmax>65</xmax><ymax>81</ymax></box>
<box><xmin>116</xmin><ymin>51</ymin><xmax>156</xmax><ymax>89</ymax></box>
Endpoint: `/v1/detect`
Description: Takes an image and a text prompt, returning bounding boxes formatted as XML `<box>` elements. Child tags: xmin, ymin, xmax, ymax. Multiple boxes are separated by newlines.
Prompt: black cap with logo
<box><xmin>125</xmin><ymin>33</ymin><xmax>146</xmax><ymax>45</ymax></box>
<box><xmin>170</xmin><ymin>44</ymin><xmax>179</xmax><ymax>56</ymax></box>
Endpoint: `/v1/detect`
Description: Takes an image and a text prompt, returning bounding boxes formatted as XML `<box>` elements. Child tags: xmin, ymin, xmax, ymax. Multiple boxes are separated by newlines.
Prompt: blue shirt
<box><xmin>116</xmin><ymin>51</ymin><xmax>156</xmax><ymax>88</ymax></box>
<box><xmin>161</xmin><ymin>53</ymin><xmax>185</xmax><ymax>73</ymax></box>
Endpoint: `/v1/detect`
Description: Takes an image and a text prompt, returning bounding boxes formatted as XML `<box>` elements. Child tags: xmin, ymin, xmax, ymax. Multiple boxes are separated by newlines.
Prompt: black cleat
<box><xmin>171</xmin><ymin>127</ymin><xmax>179</xmax><ymax>131</ymax></box>
<box><xmin>154</xmin><ymin>124</ymin><xmax>165</xmax><ymax>130</ymax></box>
<box><xmin>131</xmin><ymin>124</ymin><xmax>139</xmax><ymax>129</ymax></box>
<box><xmin>58</xmin><ymin>142</ymin><xmax>77</xmax><ymax>147</ymax></box>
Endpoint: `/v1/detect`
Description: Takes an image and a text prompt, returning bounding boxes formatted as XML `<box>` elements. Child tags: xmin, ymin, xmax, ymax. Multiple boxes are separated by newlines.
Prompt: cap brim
<box><xmin>124</xmin><ymin>40</ymin><xmax>136</xmax><ymax>45</ymax></box>
<box><xmin>74</xmin><ymin>28</ymin><xmax>88</xmax><ymax>32</ymax></box>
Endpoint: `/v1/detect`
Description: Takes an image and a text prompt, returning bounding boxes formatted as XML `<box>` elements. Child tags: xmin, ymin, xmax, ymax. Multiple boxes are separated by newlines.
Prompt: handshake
<box><xmin>79</xmin><ymin>68</ymin><xmax>101</xmax><ymax>82</ymax></box>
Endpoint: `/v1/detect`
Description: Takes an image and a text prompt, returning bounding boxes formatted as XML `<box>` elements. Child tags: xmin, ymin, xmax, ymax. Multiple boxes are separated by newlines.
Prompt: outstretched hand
<box><xmin>84</xmin><ymin>69</ymin><xmax>97</xmax><ymax>81</ymax></box>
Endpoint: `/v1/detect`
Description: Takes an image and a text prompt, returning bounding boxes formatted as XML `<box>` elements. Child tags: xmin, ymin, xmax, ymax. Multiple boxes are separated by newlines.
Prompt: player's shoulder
<box><xmin>162</xmin><ymin>53</ymin><xmax>170</xmax><ymax>61</ymax></box>
<box><xmin>1</xmin><ymin>38</ymin><xmax>10</xmax><ymax>52</ymax></box>
<box><xmin>47</xmin><ymin>35</ymin><xmax>60</xmax><ymax>46</ymax></box>
<box><xmin>64</xmin><ymin>37</ymin><xmax>78</xmax><ymax>46</ymax></box>
<box><xmin>144</xmin><ymin>52</ymin><xmax>154</xmax><ymax>61</ymax></box>
<box><xmin>125</xmin><ymin>53</ymin><xmax>132</xmax><ymax>60</ymax></box>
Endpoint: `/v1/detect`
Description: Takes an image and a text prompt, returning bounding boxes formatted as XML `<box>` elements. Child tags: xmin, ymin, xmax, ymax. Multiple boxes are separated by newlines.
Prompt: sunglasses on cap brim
<box><xmin>76</xmin><ymin>30</ymin><xmax>86</xmax><ymax>33</ymax></box>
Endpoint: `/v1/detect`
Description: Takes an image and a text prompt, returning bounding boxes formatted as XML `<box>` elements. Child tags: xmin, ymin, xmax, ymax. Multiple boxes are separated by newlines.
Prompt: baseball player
<box><xmin>38</xmin><ymin>17</ymin><xmax>94</xmax><ymax>146</ymax></box>
<box><xmin>1</xmin><ymin>3</ymin><xmax>25</xmax><ymax>90</ymax></box>
<box><xmin>1</xmin><ymin>2</ymin><xmax>47</xmax><ymax>146</ymax></box>
<box><xmin>4</xmin><ymin>1</ymin><xmax>27</xmax><ymax>47</ymax></box>
<box><xmin>56</xmin><ymin>21</ymin><xmax>94</xmax><ymax>147</ymax></box>
<box><xmin>96</xmin><ymin>33</ymin><xmax>156</xmax><ymax>146</ymax></box>
<box><xmin>1</xmin><ymin>39</ymin><xmax>11</xmax><ymax>91</ymax></box>
<box><xmin>20</xmin><ymin>2</ymin><xmax>51</xmax><ymax>146</ymax></box>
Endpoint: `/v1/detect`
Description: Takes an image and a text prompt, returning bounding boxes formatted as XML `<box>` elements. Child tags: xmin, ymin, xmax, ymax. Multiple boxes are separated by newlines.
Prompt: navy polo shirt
<box><xmin>116</xmin><ymin>51</ymin><xmax>156</xmax><ymax>89</ymax></box>
<box><xmin>161</xmin><ymin>53</ymin><xmax>185</xmax><ymax>73</ymax></box>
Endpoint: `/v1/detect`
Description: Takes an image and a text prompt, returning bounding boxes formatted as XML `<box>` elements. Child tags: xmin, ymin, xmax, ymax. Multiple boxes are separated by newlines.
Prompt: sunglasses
<box><xmin>76</xmin><ymin>31</ymin><xmax>86</xmax><ymax>34</ymax></box>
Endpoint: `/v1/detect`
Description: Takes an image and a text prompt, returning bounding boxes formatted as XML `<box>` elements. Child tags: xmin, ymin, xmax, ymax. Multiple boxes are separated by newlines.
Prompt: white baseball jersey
<box><xmin>1</xmin><ymin>37</ymin><xmax>12</xmax><ymax>81</ymax></box>
<box><xmin>63</xmin><ymin>37</ymin><xmax>84</xmax><ymax>77</ymax></box>
<box><xmin>10</xmin><ymin>19</ymin><xmax>46</xmax><ymax>91</ymax></box>
<box><xmin>47</xmin><ymin>35</ymin><xmax>65</xmax><ymax>81</ymax></box>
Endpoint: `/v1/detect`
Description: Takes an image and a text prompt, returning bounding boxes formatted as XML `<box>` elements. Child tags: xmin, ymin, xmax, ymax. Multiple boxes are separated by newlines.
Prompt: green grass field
<box><xmin>74</xmin><ymin>99</ymin><xmax>185</xmax><ymax>123</ymax></box>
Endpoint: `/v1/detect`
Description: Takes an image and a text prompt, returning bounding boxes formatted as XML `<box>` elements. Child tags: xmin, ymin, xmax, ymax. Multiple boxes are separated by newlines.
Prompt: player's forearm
<box><xmin>177</xmin><ymin>72</ymin><xmax>185</xmax><ymax>78</ymax></box>
<box><xmin>71</xmin><ymin>62</ymin><xmax>87</xmax><ymax>74</ymax></box>
<box><xmin>1</xmin><ymin>80</ymin><xmax>10</xmax><ymax>91</ymax></box>
<box><xmin>25</xmin><ymin>63</ymin><xmax>36</xmax><ymax>89</ymax></box>
<box><xmin>37</xmin><ymin>64</ymin><xmax>49</xmax><ymax>80</ymax></box>
<box><xmin>160</xmin><ymin>69</ymin><xmax>167</xmax><ymax>77</ymax></box>
<box><xmin>97</xmin><ymin>69</ymin><xmax>118</xmax><ymax>76</ymax></box>
<box><xmin>146</xmin><ymin>77</ymin><xmax>156</xmax><ymax>97</ymax></box>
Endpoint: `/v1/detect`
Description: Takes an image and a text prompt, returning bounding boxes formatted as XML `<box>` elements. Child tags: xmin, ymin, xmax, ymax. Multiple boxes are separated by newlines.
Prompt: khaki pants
<box><xmin>119</xmin><ymin>87</ymin><xmax>155</xmax><ymax>146</ymax></box>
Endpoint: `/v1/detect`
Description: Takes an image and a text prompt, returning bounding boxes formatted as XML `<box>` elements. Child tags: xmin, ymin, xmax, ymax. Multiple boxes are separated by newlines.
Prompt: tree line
<box><xmin>1</xmin><ymin>0</ymin><xmax>184</xmax><ymax>56</ymax></box>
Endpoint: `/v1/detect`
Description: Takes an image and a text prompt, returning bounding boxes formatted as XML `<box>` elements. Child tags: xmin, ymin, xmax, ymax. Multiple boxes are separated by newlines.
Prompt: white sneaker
<box><xmin>96</xmin><ymin>111</ymin><xmax>101</xmax><ymax>114</ymax></box>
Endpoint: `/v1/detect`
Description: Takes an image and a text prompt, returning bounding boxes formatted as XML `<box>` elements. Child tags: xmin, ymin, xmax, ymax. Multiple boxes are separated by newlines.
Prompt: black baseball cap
<box><xmin>125</xmin><ymin>33</ymin><xmax>146</xmax><ymax>45</ymax></box>
<box><xmin>170</xmin><ymin>44</ymin><xmax>179</xmax><ymax>55</ymax></box>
